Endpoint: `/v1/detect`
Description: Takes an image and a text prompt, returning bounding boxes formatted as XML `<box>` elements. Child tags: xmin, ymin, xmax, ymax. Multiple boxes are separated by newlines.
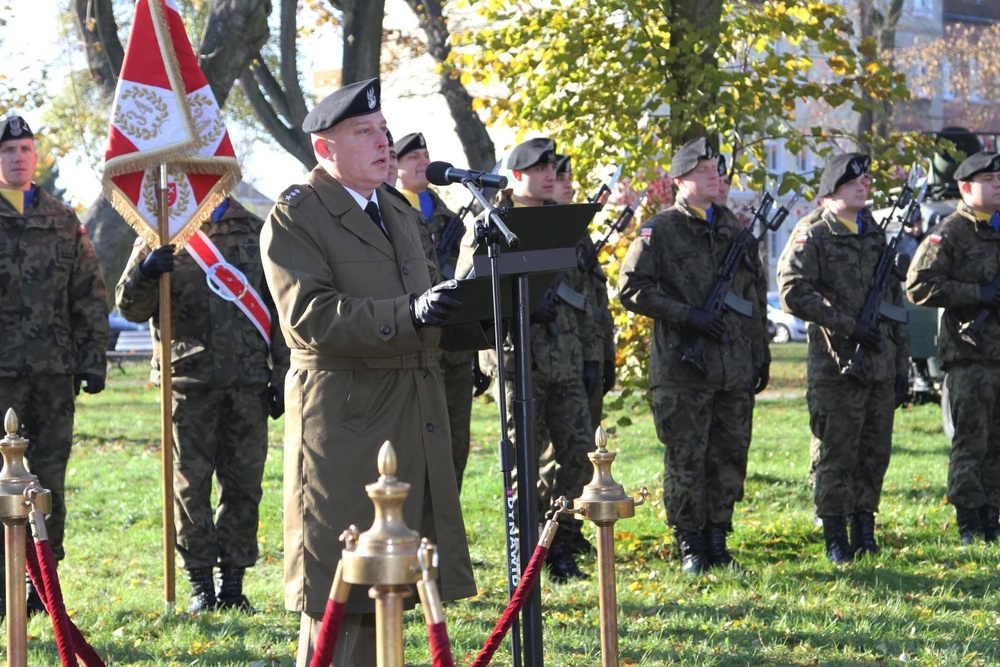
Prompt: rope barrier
<box><xmin>309</xmin><ymin>561</ymin><xmax>349</xmax><ymax>667</ymax></box>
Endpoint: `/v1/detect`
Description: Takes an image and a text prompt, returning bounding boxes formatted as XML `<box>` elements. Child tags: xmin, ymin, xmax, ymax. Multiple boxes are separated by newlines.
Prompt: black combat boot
<box><xmin>217</xmin><ymin>566</ymin><xmax>256</xmax><ymax>613</ymax></box>
<box><xmin>545</xmin><ymin>537</ymin><xmax>588</xmax><ymax>583</ymax></box>
<box><xmin>850</xmin><ymin>513</ymin><xmax>879</xmax><ymax>557</ymax></box>
<box><xmin>703</xmin><ymin>524</ymin><xmax>741</xmax><ymax>570</ymax></box>
<box><xmin>820</xmin><ymin>516</ymin><xmax>852</xmax><ymax>565</ymax></box>
<box><xmin>955</xmin><ymin>506</ymin><xmax>984</xmax><ymax>545</ymax></box>
<box><xmin>674</xmin><ymin>529</ymin><xmax>709</xmax><ymax>575</ymax></box>
<box><xmin>570</xmin><ymin>532</ymin><xmax>596</xmax><ymax>557</ymax></box>
<box><xmin>980</xmin><ymin>506</ymin><xmax>1000</xmax><ymax>543</ymax></box>
<box><xmin>186</xmin><ymin>567</ymin><xmax>217</xmax><ymax>613</ymax></box>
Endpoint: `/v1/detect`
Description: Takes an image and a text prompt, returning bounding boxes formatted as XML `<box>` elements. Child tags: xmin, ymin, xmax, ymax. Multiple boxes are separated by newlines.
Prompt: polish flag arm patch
<box><xmin>794</xmin><ymin>234</ymin><xmax>809</xmax><ymax>244</ymax></box>
<box><xmin>928</xmin><ymin>234</ymin><xmax>942</xmax><ymax>244</ymax></box>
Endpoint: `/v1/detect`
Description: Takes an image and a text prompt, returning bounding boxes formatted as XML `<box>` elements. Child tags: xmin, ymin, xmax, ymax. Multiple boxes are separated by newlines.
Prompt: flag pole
<box><xmin>157</xmin><ymin>163</ymin><xmax>176</xmax><ymax>610</ymax></box>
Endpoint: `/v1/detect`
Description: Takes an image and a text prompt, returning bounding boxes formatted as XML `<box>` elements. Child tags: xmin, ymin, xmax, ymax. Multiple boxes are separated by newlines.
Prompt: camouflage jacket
<box><xmin>423</xmin><ymin>188</ymin><xmax>464</xmax><ymax>277</ymax></box>
<box><xmin>115</xmin><ymin>198</ymin><xmax>290</xmax><ymax>389</ymax></box>
<box><xmin>906</xmin><ymin>202</ymin><xmax>1000</xmax><ymax>367</ymax></box>
<box><xmin>0</xmin><ymin>186</ymin><xmax>109</xmax><ymax>378</ymax></box>
<box><xmin>578</xmin><ymin>234</ymin><xmax>616</xmax><ymax>365</ymax></box>
<box><xmin>777</xmin><ymin>206</ymin><xmax>909</xmax><ymax>383</ymax></box>
<box><xmin>618</xmin><ymin>196</ymin><xmax>769</xmax><ymax>390</ymax></box>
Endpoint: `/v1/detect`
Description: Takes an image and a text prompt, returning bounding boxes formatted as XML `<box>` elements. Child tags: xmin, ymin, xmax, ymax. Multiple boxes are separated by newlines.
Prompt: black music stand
<box><xmin>457</xmin><ymin>202</ymin><xmax>600</xmax><ymax>667</ymax></box>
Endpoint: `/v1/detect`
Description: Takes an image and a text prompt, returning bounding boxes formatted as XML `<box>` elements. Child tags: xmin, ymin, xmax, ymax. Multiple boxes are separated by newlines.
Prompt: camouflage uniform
<box><xmin>618</xmin><ymin>196</ymin><xmax>769</xmax><ymax>533</ymax></box>
<box><xmin>578</xmin><ymin>234</ymin><xmax>616</xmax><ymax>429</ymax></box>
<box><xmin>0</xmin><ymin>186</ymin><xmax>109</xmax><ymax>561</ymax></box>
<box><xmin>403</xmin><ymin>187</ymin><xmax>476</xmax><ymax>493</ymax></box>
<box><xmin>906</xmin><ymin>202</ymin><xmax>1000</xmax><ymax>513</ymax></box>
<box><xmin>777</xmin><ymin>206</ymin><xmax>909</xmax><ymax>520</ymax></box>
<box><xmin>115</xmin><ymin>198</ymin><xmax>289</xmax><ymax>572</ymax></box>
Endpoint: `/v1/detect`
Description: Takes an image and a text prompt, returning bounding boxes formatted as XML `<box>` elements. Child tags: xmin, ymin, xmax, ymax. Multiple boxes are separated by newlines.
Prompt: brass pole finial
<box><xmin>378</xmin><ymin>440</ymin><xmax>397</xmax><ymax>479</ymax></box>
<box><xmin>5</xmin><ymin>408</ymin><xmax>18</xmax><ymax>436</ymax></box>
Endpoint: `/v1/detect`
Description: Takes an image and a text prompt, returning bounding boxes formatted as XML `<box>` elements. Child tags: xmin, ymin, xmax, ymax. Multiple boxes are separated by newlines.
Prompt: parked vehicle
<box><xmin>766</xmin><ymin>292</ymin><xmax>808</xmax><ymax>344</ymax></box>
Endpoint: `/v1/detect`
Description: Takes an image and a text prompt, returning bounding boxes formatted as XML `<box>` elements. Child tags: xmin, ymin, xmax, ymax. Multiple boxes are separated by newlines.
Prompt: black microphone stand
<box><xmin>465</xmin><ymin>180</ymin><xmax>544</xmax><ymax>667</ymax></box>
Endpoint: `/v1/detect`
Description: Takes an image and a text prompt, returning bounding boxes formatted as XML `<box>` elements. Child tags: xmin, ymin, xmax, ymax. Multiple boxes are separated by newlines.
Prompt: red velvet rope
<box><xmin>428</xmin><ymin>621</ymin><xmax>455</xmax><ymax>667</ymax></box>
<box><xmin>470</xmin><ymin>543</ymin><xmax>549</xmax><ymax>667</ymax></box>
<box><xmin>24</xmin><ymin>534</ymin><xmax>107</xmax><ymax>667</ymax></box>
<box><xmin>309</xmin><ymin>597</ymin><xmax>347</xmax><ymax>667</ymax></box>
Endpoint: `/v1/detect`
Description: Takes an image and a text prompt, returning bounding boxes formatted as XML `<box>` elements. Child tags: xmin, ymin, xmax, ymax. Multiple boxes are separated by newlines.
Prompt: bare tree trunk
<box><xmin>338</xmin><ymin>0</ymin><xmax>386</xmax><ymax>83</ymax></box>
<box><xmin>199</xmin><ymin>0</ymin><xmax>273</xmax><ymax>108</ymax></box>
<box><xmin>857</xmin><ymin>0</ymin><xmax>903</xmax><ymax>146</ymax></box>
<box><xmin>402</xmin><ymin>0</ymin><xmax>496</xmax><ymax>170</ymax></box>
<box><xmin>71</xmin><ymin>0</ymin><xmax>124</xmax><ymax>101</ymax></box>
<box><xmin>669</xmin><ymin>0</ymin><xmax>724</xmax><ymax>146</ymax></box>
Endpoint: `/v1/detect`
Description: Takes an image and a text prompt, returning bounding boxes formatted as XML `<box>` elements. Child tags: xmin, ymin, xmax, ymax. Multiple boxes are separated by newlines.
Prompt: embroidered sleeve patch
<box><xmin>795</xmin><ymin>234</ymin><xmax>809</xmax><ymax>244</ymax></box>
<box><xmin>639</xmin><ymin>226</ymin><xmax>653</xmax><ymax>237</ymax></box>
<box><xmin>928</xmin><ymin>234</ymin><xmax>942</xmax><ymax>244</ymax></box>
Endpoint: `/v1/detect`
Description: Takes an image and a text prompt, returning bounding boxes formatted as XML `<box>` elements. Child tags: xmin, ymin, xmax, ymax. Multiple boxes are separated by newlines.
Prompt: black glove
<box><xmin>410</xmin><ymin>280</ymin><xmax>461</xmax><ymax>327</ymax></box>
<box><xmin>602</xmin><ymin>358</ymin><xmax>616</xmax><ymax>395</ymax></box>
<box><xmin>849</xmin><ymin>321</ymin><xmax>883</xmax><ymax>351</ymax></box>
<box><xmin>530</xmin><ymin>292</ymin><xmax>558</xmax><ymax>324</ymax></box>
<box><xmin>73</xmin><ymin>373</ymin><xmax>105</xmax><ymax>396</ymax></box>
<box><xmin>268</xmin><ymin>385</ymin><xmax>285</xmax><ymax>419</ymax></box>
<box><xmin>583</xmin><ymin>361</ymin><xmax>599</xmax><ymax>395</ymax></box>
<box><xmin>754</xmin><ymin>363</ymin><xmax>770</xmax><ymax>395</ymax></box>
<box><xmin>686</xmin><ymin>307</ymin><xmax>726</xmax><ymax>341</ymax></box>
<box><xmin>472</xmin><ymin>359</ymin><xmax>491</xmax><ymax>397</ymax></box>
<box><xmin>894</xmin><ymin>373</ymin><xmax>908</xmax><ymax>408</ymax></box>
<box><xmin>980</xmin><ymin>283</ymin><xmax>1000</xmax><ymax>309</ymax></box>
<box><xmin>137</xmin><ymin>244</ymin><xmax>176</xmax><ymax>280</ymax></box>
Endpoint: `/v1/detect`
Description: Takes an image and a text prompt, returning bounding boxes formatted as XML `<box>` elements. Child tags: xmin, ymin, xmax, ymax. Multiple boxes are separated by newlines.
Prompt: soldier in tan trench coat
<box><xmin>261</xmin><ymin>79</ymin><xmax>485</xmax><ymax>667</ymax></box>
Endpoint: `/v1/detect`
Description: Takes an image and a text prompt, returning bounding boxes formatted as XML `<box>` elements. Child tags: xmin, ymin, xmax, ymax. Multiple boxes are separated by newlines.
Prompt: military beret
<box><xmin>555</xmin><ymin>154</ymin><xmax>571</xmax><ymax>175</ymax></box>
<box><xmin>396</xmin><ymin>132</ymin><xmax>427</xmax><ymax>159</ymax></box>
<box><xmin>818</xmin><ymin>153</ymin><xmax>871</xmax><ymax>198</ymax></box>
<box><xmin>717</xmin><ymin>155</ymin><xmax>727</xmax><ymax>178</ymax></box>
<box><xmin>302</xmin><ymin>78</ymin><xmax>381</xmax><ymax>134</ymax></box>
<box><xmin>0</xmin><ymin>116</ymin><xmax>33</xmax><ymax>144</ymax></box>
<box><xmin>669</xmin><ymin>137</ymin><xmax>716</xmax><ymax>179</ymax></box>
<box><xmin>954</xmin><ymin>151</ymin><xmax>1000</xmax><ymax>182</ymax></box>
<box><xmin>508</xmin><ymin>138</ymin><xmax>558</xmax><ymax>171</ymax></box>
<box><xmin>386</xmin><ymin>129</ymin><xmax>394</xmax><ymax>147</ymax></box>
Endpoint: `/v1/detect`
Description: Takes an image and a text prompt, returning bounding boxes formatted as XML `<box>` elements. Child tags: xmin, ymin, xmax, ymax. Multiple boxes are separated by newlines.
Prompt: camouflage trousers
<box><xmin>172</xmin><ymin>384</ymin><xmax>269</xmax><ymax>570</ymax></box>
<box><xmin>0</xmin><ymin>375</ymin><xmax>75</xmax><ymax>562</ymax></box>
<box><xmin>651</xmin><ymin>385</ymin><xmax>753</xmax><ymax>532</ymax></box>
<box><xmin>442</xmin><ymin>354</ymin><xmax>474</xmax><ymax>495</ymax></box>
<box><xmin>807</xmin><ymin>380</ymin><xmax>894</xmax><ymax>518</ymax></box>
<box><xmin>945</xmin><ymin>363</ymin><xmax>1000</xmax><ymax>509</ymax></box>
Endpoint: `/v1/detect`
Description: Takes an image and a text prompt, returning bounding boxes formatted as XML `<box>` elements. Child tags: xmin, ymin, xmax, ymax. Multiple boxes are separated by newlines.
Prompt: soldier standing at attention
<box><xmin>384</xmin><ymin>129</ymin><xmax>398</xmax><ymax>187</ymax></box>
<box><xmin>261</xmin><ymin>79</ymin><xmax>483</xmax><ymax>667</ymax></box>
<box><xmin>907</xmin><ymin>151</ymin><xmax>1000</xmax><ymax>545</ymax></box>
<box><xmin>395</xmin><ymin>131</ymin><xmax>477</xmax><ymax>492</ymax></box>
<box><xmin>618</xmin><ymin>137</ymin><xmax>770</xmax><ymax>574</ymax></box>
<box><xmin>777</xmin><ymin>153</ymin><xmax>909</xmax><ymax>564</ymax></box>
<box><xmin>0</xmin><ymin>115</ymin><xmax>109</xmax><ymax>615</ymax></box>
<box><xmin>116</xmin><ymin>195</ymin><xmax>289</xmax><ymax>613</ymax></box>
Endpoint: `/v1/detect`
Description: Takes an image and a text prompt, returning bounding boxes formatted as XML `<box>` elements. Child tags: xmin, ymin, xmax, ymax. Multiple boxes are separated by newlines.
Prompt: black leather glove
<box><xmin>849</xmin><ymin>321</ymin><xmax>883</xmax><ymax>351</ymax></box>
<box><xmin>754</xmin><ymin>363</ymin><xmax>770</xmax><ymax>395</ymax></box>
<box><xmin>583</xmin><ymin>361</ymin><xmax>599</xmax><ymax>395</ymax></box>
<box><xmin>137</xmin><ymin>244</ymin><xmax>176</xmax><ymax>280</ymax></box>
<box><xmin>980</xmin><ymin>283</ymin><xmax>1000</xmax><ymax>309</ymax></box>
<box><xmin>894</xmin><ymin>373</ymin><xmax>908</xmax><ymax>408</ymax></box>
<box><xmin>73</xmin><ymin>373</ymin><xmax>105</xmax><ymax>396</ymax></box>
<box><xmin>410</xmin><ymin>280</ymin><xmax>461</xmax><ymax>327</ymax></box>
<box><xmin>602</xmin><ymin>358</ymin><xmax>616</xmax><ymax>395</ymax></box>
<box><xmin>530</xmin><ymin>292</ymin><xmax>558</xmax><ymax>324</ymax></box>
<box><xmin>268</xmin><ymin>385</ymin><xmax>285</xmax><ymax>419</ymax></box>
<box><xmin>686</xmin><ymin>307</ymin><xmax>726</xmax><ymax>341</ymax></box>
<box><xmin>472</xmin><ymin>359</ymin><xmax>491</xmax><ymax>397</ymax></box>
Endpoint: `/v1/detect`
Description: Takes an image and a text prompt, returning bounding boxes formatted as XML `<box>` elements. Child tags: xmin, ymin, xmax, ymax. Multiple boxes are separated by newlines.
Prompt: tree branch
<box><xmin>240</xmin><ymin>64</ymin><xmax>316</xmax><ymax>169</ymax></box>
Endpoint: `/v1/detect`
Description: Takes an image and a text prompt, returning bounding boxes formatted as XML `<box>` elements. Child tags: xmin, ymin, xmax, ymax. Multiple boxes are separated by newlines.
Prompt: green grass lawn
<box><xmin>14</xmin><ymin>344</ymin><xmax>998</xmax><ymax>666</ymax></box>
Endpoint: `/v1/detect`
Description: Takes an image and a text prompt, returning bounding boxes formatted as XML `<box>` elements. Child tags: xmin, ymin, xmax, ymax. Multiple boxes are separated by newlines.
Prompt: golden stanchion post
<box><xmin>340</xmin><ymin>441</ymin><xmax>423</xmax><ymax>667</ymax></box>
<box><xmin>573</xmin><ymin>426</ymin><xmax>649</xmax><ymax>667</ymax></box>
<box><xmin>0</xmin><ymin>408</ymin><xmax>51</xmax><ymax>667</ymax></box>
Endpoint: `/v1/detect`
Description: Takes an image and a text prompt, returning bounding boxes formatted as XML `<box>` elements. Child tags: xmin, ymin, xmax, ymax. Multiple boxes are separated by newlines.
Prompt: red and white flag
<box><xmin>102</xmin><ymin>0</ymin><xmax>240</xmax><ymax>250</ymax></box>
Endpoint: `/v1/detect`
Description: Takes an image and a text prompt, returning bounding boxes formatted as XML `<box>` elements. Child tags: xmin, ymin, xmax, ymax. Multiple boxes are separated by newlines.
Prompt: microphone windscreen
<box><xmin>425</xmin><ymin>161</ymin><xmax>453</xmax><ymax>186</ymax></box>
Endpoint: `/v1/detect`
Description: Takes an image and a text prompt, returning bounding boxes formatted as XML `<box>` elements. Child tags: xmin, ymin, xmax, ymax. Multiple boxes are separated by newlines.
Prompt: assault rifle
<box><xmin>587</xmin><ymin>164</ymin><xmax>622</xmax><ymax>209</ymax></box>
<box><xmin>840</xmin><ymin>166</ymin><xmax>927</xmax><ymax>385</ymax></box>
<box><xmin>580</xmin><ymin>185</ymin><xmax>649</xmax><ymax>274</ymax></box>
<box><xmin>435</xmin><ymin>197</ymin><xmax>476</xmax><ymax>279</ymax></box>
<box><xmin>681</xmin><ymin>190</ymin><xmax>800</xmax><ymax>375</ymax></box>
<box><xmin>957</xmin><ymin>211</ymin><xmax>1000</xmax><ymax>348</ymax></box>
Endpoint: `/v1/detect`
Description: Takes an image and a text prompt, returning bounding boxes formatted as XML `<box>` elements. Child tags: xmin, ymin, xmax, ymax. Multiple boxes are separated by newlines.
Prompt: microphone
<box><xmin>426</xmin><ymin>161</ymin><xmax>508</xmax><ymax>190</ymax></box>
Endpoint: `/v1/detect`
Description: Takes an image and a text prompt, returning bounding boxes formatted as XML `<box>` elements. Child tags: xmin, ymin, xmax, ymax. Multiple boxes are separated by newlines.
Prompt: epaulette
<box><xmin>278</xmin><ymin>184</ymin><xmax>313</xmax><ymax>207</ymax></box>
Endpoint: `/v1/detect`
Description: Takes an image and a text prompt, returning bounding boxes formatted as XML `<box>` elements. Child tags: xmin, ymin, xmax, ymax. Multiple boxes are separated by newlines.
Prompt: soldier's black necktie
<box><xmin>364</xmin><ymin>201</ymin><xmax>389</xmax><ymax>239</ymax></box>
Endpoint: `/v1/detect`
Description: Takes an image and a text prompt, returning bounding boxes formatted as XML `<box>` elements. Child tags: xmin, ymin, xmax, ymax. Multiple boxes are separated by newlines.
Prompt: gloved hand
<box><xmin>138</xmin><ymin>244</ymin><xmax>176</xmax><ymax>280</ymax></box>
<box><xmin>410</xmin><ymin>280</ymin><xmax>461</xmax><ymax>327</ymax></box>
<box><xmin>754</xmin><ymin>363</ymin><xmax>770</xmax><ymax>395</ymax></box>
<box><xmin>73</xmin><ymin>373</ymin><xmax>105</xmax><ymax>396</ymax></box>
<box><xmin>686</xmin><ymin>307</ymin><xmax>726</xmax><ymax>341</ymax></box>
<box><xmin>530</xmin><ymin>292</ymin><xmax>558</xmax><ymax>324</ymax></box>
<box><xmin>583</xmin><ymin>361</ymin><xmax>599</xmax><ymax>395</ymax></box>
<box><xmin>894</xmin><ymin>373</ymin><xmax>908</xmax><ymax>408</ymax></box>
<box><xmin>268</xmin><ymin>384</ymin><xmax>285</xmax><ymax>419</ymax></box>
<box><xmin>472</xmin><ymin>359</ymin><xmax>492</xmax><ymax>397</ymax></box>
<box><xmin>849</xmin><ymin>321</ymin><xmax>883</xmax><ymax>351</ymax></box>
<box><xmin>602</xmin><ymin>358</ymin><xmax>616</xmax><ymax>395</ymax></box>
<box><xmin>979</xmin><ymin>283</ymin><xmax>1000</xmax><ymax>309</ymax></box>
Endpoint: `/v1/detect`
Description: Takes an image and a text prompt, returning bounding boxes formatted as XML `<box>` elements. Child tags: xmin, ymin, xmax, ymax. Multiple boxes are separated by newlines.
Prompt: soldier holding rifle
<box><xmin>907</xmin><ymin>151</ymin><xmax>1000</xmax><ymax>545</ymax></box>
<box><xmin>618</xmin><ymin>137</ymin><xmax>770</xmax><ymax>575</ymax></box>
<box><xmin>777</xmin><ymin>153</ymin><xmax>910</xmax><ymax>564</ymax></box>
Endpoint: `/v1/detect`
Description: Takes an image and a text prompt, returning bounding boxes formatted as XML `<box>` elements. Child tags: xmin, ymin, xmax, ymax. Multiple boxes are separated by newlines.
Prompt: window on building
<box><xmin>942</xmin><ymin>59</ymin><xmax>954</xmax><ymax>101</ymax></box>
<box><xmin>766</xmin><ymin>141</ymin><xmax>783</xmax><ymax>173</ymax></box>
<box><xmin>911</xmin><ymin>0</ymin><xmax>933</xmax><ymax>18</ymax></box>
<box><xmin>969</xmin><ymin>58</ymin><xmax>980</xmax><ymax>103</ymax></box>
<box><xmin>796</xmin><ymin>149</ymin><xmax>812</xmax><ymax>174</ymax></box>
